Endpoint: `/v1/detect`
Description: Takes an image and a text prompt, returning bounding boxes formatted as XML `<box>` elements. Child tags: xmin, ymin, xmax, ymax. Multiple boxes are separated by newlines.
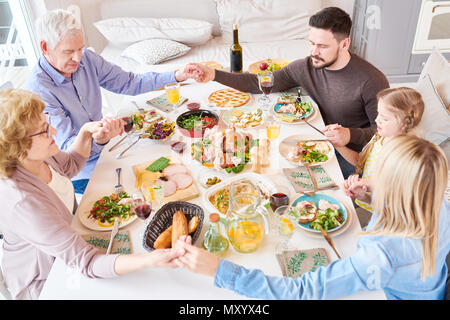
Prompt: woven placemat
<box><xmin>82</xmin><ymin>230</ymin><xmax>132</xmax><ymax>255</ymax></box>
<box><xmin>276</xmin><ymin>248</ymin><xmax>330</xmax><ymax>277</ymax></box>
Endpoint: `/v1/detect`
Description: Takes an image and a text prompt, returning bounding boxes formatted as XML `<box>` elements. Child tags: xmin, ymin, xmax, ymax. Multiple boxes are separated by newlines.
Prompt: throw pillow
<box><xmin>94</xmin><ymin>17</ymin><xmax>213</xmax><ymax>46</ymax></box>
<box><xmin>121</xmin><ymin>39</ymin><xmax>191</xmax><ymax>65</ymax></box>
<box><xmin>419</xmin><ymin>47</ymin><xmax>450</xmax><ymax>110</ymax></box>
<box><xmin>412</xmin><ymin>74</ymin><xmax>450</xmax><ymax>146</ymax></box>
<box><xmin>215</xmin><ymin>0</ymin><xmax>322</xmax><ymax>43</ymax></box>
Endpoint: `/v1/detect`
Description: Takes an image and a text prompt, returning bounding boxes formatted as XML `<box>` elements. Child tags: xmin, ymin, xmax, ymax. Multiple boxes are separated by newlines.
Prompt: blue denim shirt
<box><xmin>23</xmin><ymin>49</ymin><xmax>176</xmax><ymax>180</ymax></box>
<box><xmin>215</xmin><ymin>200</ymin><xmax>450</xmax><ymax>300</ymax></box>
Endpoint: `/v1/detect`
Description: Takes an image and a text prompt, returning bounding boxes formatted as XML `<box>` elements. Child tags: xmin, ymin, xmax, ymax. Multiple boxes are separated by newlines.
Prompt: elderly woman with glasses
<box><xmin>0</xmin><ymin>89</ymin><xmax>184</xmax><ymax>300</ymax></box>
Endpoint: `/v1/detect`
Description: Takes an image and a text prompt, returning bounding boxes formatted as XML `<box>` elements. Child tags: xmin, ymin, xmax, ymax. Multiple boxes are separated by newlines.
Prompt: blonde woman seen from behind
<box><xmin>0</xmin><ymin>90</ymin><xmax>183</xmax><ymax>300</ymax></box>
<box><xmin>339</xmin><ymin>87</ymin><xmax>425</xmax><ymax>212</ymax></box>
<box><xmin>174</xmin><ymin>135</ymin><xmax>449</xmax><ymax>300</ymax></box>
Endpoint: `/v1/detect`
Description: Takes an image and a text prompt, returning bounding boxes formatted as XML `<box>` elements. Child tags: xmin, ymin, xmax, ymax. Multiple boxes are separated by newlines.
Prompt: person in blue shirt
<box><xmin>24</xmin><ymin>9</ymin><xmax>198</xmax><ymax>194</ymax></box>
<box><xmin>175</xmin><ymin>135</ymin><xmax>450</xmax><ymax>300</ymax></box>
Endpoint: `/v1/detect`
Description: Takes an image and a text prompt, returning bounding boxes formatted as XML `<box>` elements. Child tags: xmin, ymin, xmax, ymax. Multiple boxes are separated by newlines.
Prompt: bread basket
<box><xmin>142</xmin><ymin>201</ymin><xmax>204</xmax><ymax>251</ymax></box>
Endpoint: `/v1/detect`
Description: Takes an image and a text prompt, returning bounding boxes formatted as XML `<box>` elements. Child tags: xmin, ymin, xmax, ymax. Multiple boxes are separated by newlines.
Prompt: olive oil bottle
<box><xmin>230</xmin><ymin>24</ymin><xmax>243</xmax><ymax>73</ymax></box>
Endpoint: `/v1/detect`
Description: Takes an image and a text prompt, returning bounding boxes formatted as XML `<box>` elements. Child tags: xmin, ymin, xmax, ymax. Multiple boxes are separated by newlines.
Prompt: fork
<box><xmin>318</xmin><ymin>225</ymin><xmax>342</xmax><ymax>259</ymax></box>
<box><xmin>131</xmin><ymin>100</ymin><xmax>145</xmax><ymax>113</ymax></box>
<box><xmin>106</xmin><ymin>218</ymin><xmax>119</xmax><ymax>255</ymax></box>
<box><xmin>114</xmin><ymin>168</ymin><xmax>124</xmax><ymax>196</ymax></box>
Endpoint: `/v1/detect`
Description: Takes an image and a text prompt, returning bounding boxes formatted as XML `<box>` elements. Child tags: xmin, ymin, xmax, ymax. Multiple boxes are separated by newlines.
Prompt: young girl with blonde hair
<box><xmin>339</xmin><ymin>87</ymin><xmax>425</xmax><ymax>211</ymax></box>
<box><xmin>174</xmin><ymin>135</ymin><xmax>450</xmax><ymax>300</ymax></box>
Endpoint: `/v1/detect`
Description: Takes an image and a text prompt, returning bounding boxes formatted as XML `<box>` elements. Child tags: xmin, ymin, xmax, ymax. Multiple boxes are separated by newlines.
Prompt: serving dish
<box><xmin>176</xmin><ymin>109</ymin><xmax>219</xmax><ymax>138</ymax></box>
<box><xmin>248</xmin><ymin>58</ymin><xmax>290</xmax><ymax>74</ymax></box>
<box><xmin>202</xmin><ymin>172</ymin><xmax>276</xmax><ymax>216</ymax></box>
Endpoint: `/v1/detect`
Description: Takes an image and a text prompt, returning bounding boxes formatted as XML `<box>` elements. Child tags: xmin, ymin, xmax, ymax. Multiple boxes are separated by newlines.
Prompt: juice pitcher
<box><xmin>224</xmin><ymin>180</ymin><xmax>269</xmax><ymax>253</ymax></box>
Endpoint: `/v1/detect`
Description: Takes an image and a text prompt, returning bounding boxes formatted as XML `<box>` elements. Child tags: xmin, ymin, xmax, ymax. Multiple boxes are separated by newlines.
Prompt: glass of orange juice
<box><xmin>164</xmin><ymin>83</ymin><xmax>180</xmax><ymax>106</ymax></box>
<box><xmin>266</xmin><ymin>116</ymin><xmax>280</xmax><ymax>141</ymax></box>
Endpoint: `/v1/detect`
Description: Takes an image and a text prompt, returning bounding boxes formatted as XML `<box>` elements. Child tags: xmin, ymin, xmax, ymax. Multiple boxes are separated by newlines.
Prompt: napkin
<box><xmin>82</xmin><ymin>230</ymin><xmax>133</xmax><ymax>255</ymax></box>
<box><xmin>276</xmin><ymin>248</ymin><xmax>330</xmax><ymax>277</ymax></box>
<box><xmin>283</xmin><ymin>166</ymin><xmax>337</xmax><ymax>193</ymax></box>
<box><xmin>147</xmin><ymin>93</ymin><xmax>188</xmax><ymax>113</ymax></box>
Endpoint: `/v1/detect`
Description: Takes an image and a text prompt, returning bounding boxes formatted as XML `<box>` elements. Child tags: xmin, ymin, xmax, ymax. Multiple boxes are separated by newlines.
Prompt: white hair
<box><xmin>36</xmin><ymin>9</ymin><xmax>83</xmax><ymax>49</ymax></box>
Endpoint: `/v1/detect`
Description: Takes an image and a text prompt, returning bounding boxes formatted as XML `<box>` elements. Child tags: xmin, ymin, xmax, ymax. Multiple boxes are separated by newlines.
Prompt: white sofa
<box><xmin>89</xmin><ymin>0</ymin><xmax>325</xmax><ymax>73</ymax></box>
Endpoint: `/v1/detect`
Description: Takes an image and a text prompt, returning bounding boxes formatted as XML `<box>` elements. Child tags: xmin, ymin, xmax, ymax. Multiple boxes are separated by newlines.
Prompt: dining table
<box><xmin>39</xmin><ymin>76</ymin><xmax>386</xmax><ymax>301</ymax></box>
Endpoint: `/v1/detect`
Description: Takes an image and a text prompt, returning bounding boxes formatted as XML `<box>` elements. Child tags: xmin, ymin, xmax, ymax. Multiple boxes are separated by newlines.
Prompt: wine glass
<box><xmin>133</xmin><ymin>193</ymin><xmax>152</xmax><ymax>239</ymax></box>
<box><xmin>257</xmin><ymin>71</ymin><xmax>274</xmax><ymax>110</ymax></box>
<box><xmin>274</xmin><ymin>205</ymin><xmax>295</xmax><ymax>254</ymax></box>
<box><xmin>165</xmin><ymin>83</ymin><xmax>180</xmax><ymax>107</ymax></box>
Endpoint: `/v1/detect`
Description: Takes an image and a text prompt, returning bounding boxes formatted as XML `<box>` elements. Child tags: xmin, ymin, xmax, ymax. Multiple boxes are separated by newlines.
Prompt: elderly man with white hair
<box><xmin>24</xmin><ymin>9</ymin><xmax>197</xmax><ymax>194</ymax></box>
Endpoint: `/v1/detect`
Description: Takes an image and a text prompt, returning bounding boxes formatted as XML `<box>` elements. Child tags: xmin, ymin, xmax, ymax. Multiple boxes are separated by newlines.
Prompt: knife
<box><xmin>108</xmin><ymin>135</ymin><xmax>128</xmax><ymax>152</ymax></box>
<box><xmin>116</xmin><ymin>136</ymin><xmax>142</xmax><ymax>159</ymax></box>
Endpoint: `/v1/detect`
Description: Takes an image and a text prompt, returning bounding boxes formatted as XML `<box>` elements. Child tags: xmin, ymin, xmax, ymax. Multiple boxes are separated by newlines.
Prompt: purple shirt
<box><xmin>23</xmin><ymin>49</ymin><xmax>177</xmax><ymax>180</ymax></box>
<box><xmin>0</xmin><ymin>151</ymin><xmax>118</xmax><ymax>299</ymax></box>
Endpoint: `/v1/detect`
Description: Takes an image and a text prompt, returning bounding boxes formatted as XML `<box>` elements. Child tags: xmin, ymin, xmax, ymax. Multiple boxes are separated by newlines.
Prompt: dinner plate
<box><xmin>272</xmin><ymin>102</ymin><xmax>315</xmax><ymax>123</ymax></box>
<box><xmin>78</xmin><ymin>192</ymin><xmax>138</xmax><ymax>231</ymax></box>
<box><xmin>221</xmin><ymin>106</ymin><xmax>265</xmax><ymax>129</ymax></box>
<box><xmin>117</xmin><ymin>107</ymin><xmax>168</xmax><ymax>137</ymax></box>
<box><xmin>248</xmin><ymin>59</ymin><xmax>291</xmax><ymax>74</ymax></box>
<box><xmin>279</xmin><ymin>135</ymin><xmax>335</xmax><ymax>167</ymax></box>
<box><xmin>289</xmin><ymin>193</ymin><xmax>348</xmax><ymax>234</ymax></box>
<box><xmin>270</xmin><ymin>96</ymin><xmax>318</xmax><ymax>125</ymax></box>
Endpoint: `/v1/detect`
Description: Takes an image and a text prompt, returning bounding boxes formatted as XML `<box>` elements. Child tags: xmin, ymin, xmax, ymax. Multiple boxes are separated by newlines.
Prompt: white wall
<box><xmin>322</xmin><ymin>0</ymin><xmax>355</xmax><ymax>17</ymax></box>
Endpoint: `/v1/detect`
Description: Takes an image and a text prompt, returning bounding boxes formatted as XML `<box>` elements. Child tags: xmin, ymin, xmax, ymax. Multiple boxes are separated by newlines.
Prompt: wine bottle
<box><xmin>230</xmin><ymin>24</ymin><xmax>243</xmax><ymax>73</ymax></box>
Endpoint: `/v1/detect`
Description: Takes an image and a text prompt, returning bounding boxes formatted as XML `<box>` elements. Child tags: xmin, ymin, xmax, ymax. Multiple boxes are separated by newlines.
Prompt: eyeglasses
<box><xmin>29</xmin><ymin>115</ymin><xmax>52</xmax><ymax>138</ymax></box>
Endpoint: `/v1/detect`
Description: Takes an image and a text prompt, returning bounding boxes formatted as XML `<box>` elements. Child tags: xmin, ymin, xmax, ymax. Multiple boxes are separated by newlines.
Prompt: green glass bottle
<box><xmin>230</xmin><ymin>24</ymin><xmax>243</xmax><ymax>73</ymax></box>
<box><xmin>202</xmin><ymin>213</ymin><xmax>229</xmax><ymax>256</ymax></box>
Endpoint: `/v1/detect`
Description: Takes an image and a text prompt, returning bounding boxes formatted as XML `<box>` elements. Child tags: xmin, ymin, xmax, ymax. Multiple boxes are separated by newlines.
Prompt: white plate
<box><xmin>221</xmin><ymin>106</ymin><xmax>265</xmax><ymax>129</ymax></box>
<box><xmin>202</xmin><ymin>172</ymin><xmax>276</xmax><ymax>217</ymax></box>
<box><xmin>279</xmin><ymin>135</ymin><xmax>335</xmax><ymax>167</ymax></box>
<box><xmin>78</xmin><ymin>192</ymin><xmax>138</xmax><ymax>231</ymax></box>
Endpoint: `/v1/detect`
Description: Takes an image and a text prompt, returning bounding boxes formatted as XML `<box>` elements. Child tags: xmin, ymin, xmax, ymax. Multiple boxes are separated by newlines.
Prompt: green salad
<box><xmin>310</xmin><ymin>208</ymin><xmax>345</xmax><ymax>232</ymax></box>
<box><xmin>89</xmin><ymin>192</ymin><xmax>132</xmax><ymax>225</ymax></box>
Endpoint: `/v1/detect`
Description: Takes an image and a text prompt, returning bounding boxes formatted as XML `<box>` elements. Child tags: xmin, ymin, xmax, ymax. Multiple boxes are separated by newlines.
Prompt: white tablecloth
<box><xmin>39</xmin><ymin>80</ymin><xmax>386</xmax><ymax>300</ymax></box>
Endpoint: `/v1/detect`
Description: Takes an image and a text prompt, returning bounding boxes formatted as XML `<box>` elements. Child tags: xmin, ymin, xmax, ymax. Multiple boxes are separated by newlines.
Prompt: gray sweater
<box><xmin>215</xmin><ymin>53</ymin><xmax>389</xmax><ymax>151</ymax></box>
<box><xmin>0</xmin><ymin>151</ymin><xmax>118</xmax><ymax>299</ymax></box>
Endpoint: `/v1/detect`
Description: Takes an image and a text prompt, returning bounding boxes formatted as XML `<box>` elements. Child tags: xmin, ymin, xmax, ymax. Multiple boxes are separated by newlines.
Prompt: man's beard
<box><xmin>310</xmin><ymin>53</ymin><xmax>339</xmax><ymax>69</ymax></box>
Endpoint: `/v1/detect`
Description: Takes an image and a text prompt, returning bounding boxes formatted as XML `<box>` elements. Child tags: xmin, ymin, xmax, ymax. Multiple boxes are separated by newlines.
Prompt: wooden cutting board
<box><xmin>132</xmin><ymin>156</ymin><xmax>200</xmax><ymax>202</ymax></box>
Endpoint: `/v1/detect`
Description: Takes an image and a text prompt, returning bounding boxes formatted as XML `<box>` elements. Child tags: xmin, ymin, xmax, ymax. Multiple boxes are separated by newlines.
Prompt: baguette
<box><xmin>154</xmin><ymin>225</ymin><xmax>172</xmax><ymax>249</ymax></box>
<box><xmin>188</xmin><ymin>216</ymin><xmax>199</xmax><ymax>234</ymax></box>
<box><xmin>171</xmin><ymin>210</ymin><xmax>188</xmax><ymax>246</ymax></box>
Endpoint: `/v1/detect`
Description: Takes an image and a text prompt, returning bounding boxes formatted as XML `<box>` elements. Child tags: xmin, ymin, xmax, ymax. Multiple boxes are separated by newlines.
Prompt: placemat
<box><xmin>147</xmin><ymin>93</ymin><xmax>188</xmax><ymax>113</ymax></box>
<box><xmin>276</xmin><ymin>248</ymin><xmax>330</xmax><ymax>277</ymax></box>
<box><xmin>82</xmin><ymin>230</ymin><xmax>133</xmax><ymax>255</ymax></box>
<box><xmin>283</xmin><ymin>166</ymin><xmax>337</xmax><ymax>193</ymax></box>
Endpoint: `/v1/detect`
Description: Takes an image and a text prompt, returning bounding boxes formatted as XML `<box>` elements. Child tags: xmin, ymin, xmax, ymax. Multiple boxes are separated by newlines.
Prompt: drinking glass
<box><xmin>274</xmin><ymin>205</ymin><xmax>295</xmax><ymax>254</ymax></box>
<box><xmin>165</xmin><ymin>83</ymin><xmax>180</xmax><ymax>106</ymax></box>
<box><xmin>266</xmin><ymin>116</ymin><xmax>280</xmax><ymax>141</ymax></box>
<box><xmin>257</xmin><ymin>71</ymin><xmax>274</xmax><ymax>110</ymax></box>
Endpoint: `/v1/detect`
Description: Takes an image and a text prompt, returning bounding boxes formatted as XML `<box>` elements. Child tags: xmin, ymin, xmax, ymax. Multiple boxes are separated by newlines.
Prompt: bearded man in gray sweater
<box><xmin>191</xmin><ymin>7</ymin><xmax>389</xmax><ymax>178</ymax></box>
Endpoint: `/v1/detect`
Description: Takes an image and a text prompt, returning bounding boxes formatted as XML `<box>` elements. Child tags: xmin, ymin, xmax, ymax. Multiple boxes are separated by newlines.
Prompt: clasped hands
<box><xmin>342</xmin><ymin>174</ymin><xmax>372</xmax><ymax>204</ymax></box>
<box><xmin>81</xmin><ymin>117</ymin><xmax>126</xmax><ymax>145</ymax></box>
<box><xmin>144</xmin><ymin>235</ymin><xmax>220</xmax><ymax>276</ymax></box>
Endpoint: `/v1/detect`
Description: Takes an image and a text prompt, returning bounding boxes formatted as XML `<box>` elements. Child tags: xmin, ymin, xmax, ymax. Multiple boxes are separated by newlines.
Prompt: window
<box><xmin>0</xmin><ymin>0</ymin><xmax>39</xmax><ymax>88</ymax></box>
